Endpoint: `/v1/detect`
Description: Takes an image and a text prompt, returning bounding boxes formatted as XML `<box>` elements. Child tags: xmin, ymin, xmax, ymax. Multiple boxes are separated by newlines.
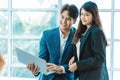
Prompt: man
<box><xmin>27</xmin><ymin>3</ymin><xmax>78</xmax><ymax>80</ymax></box>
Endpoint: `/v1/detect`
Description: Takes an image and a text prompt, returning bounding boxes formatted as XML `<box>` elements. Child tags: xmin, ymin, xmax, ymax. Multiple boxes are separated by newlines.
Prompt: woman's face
<box><xmin>80</xmin><ymin>8</ymin><xmax>93</xmax><ymax>28</ymax></box>
<box><xmin>59</xmin><ymin>10</ymin><xmax>76</xmax><ymax>32</ymax></box>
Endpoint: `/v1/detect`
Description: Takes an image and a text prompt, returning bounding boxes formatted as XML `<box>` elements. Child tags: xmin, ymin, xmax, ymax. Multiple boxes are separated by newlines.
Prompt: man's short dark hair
<box><xmin>60</xmin><ymin>4</ymin><xmax>78</xmax><ymax>19</ymax></box>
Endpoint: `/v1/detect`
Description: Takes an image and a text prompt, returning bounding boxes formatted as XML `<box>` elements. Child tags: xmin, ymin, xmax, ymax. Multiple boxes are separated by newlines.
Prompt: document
<box><xmin>16</xmin><ymin>48</ymin><xmax>55</xmax><ymax>75</ymax></box>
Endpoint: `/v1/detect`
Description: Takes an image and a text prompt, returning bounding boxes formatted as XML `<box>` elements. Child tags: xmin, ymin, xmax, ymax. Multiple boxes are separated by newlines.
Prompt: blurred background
<box><xmin>0</xmin><ymin>0</ymin><xmax>120</xmax><ymax>80</ymax></box>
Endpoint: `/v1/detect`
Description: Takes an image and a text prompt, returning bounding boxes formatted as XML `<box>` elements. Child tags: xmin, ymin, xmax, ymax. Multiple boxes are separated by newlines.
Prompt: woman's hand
<box><xmin>69</xmin><ymin>62</ymin><xmax>77</xmax><ymax>72</ymax></box>
<box><xmin>69</xmin><ymin>56</ymin><xmax>75</xmax><ymax>65</ymax></box>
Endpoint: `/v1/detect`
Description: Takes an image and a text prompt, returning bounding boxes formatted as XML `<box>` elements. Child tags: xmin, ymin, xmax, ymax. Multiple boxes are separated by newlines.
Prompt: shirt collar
<box><xmin>59</xmin><ymin>28</ymin><xmax>70</xmax><ymax>39</ymax></box>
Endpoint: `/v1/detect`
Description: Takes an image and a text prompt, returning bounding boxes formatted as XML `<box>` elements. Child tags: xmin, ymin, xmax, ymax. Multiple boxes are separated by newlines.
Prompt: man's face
<box><xmin>59</xmin><ymin>10</ymin><xmax>76</xmax><ymax>31</ymax></box>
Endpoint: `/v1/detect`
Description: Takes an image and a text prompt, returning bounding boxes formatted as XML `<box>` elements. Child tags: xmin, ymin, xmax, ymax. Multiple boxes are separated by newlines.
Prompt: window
<box><xmin>0</xmin><ymin>0</ymin><xmax>120</xmax><ymax>80</ymax></box>
<box><xmin>0</xmin><ymin>0</ymin><xmax>58</xmax><ymax>79</ymax></box>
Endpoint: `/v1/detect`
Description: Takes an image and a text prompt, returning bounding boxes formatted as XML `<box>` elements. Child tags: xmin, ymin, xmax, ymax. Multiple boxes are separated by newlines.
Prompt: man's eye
<box><xmin>67</xmin><ymin>18</ymin><xmax>71</xmax><ymax>21</ymax></box>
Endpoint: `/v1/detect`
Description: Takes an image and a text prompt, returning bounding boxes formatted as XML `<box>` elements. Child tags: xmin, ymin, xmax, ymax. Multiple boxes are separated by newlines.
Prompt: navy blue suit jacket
<box><xmin>38</xmin><ymin>27</ymin><xmax>75</xmax><ymax>80</ymax></box>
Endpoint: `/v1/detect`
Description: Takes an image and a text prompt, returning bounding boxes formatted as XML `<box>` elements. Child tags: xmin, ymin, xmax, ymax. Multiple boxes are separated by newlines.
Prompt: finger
<box><xmin>31</xmin><ymin>62</ymin><xmax>35</xmax><ymax>69</ymax></box>
<box><xmin>28</xmin><ymin>63</ymin><xmax>33</xmax><ymax>70</ymax></box>
<box><xmin>69</xmin><ymin>66</ymin><xmax>74</xmax><ymax>72</ymax></box>
<box><xmin>69</xmin><ymin>61</ymin><xmax>72</xmax><ymax>65</ymax></box>
<box><xmin>29</xmin><ymin>63</ymin><xmax>32</xmax><ymax>71</ymax></box>
<box><xmin>47</xmin><ymin>65</ymin><xmax>53</xmax><ymax>70</ymax></box>
<box><xmin>68</xmin><ymin>68</ymin><xmax>73</xmax><ymax>72</ymax></box>
<box><xmin>29</xmin><ymin>62</ymin><xmax>35</xmax><ymax>72</ymax></box>
<box><xmin>33</xmin><ymin>66</ymin><xmax>39</xmax><ymax>74</ymax></box>
<box><xmin>27</xmin><ymin>63</ymin><xmax>30</xmax><ymax>69</ymax></box>
<box><xmin>34</xmin><ymin>66</ymin><xmax>39</xmax><ymax>72</ymax></box>
<box><xmin>47</xmin><ymin>65</ymin><xmax>56</xmax><ymax>71</ymax></box>
<box><xmin>46</xmin><ymin>63</ymin><xmax>53</xmax><ymax>67</ymax></box>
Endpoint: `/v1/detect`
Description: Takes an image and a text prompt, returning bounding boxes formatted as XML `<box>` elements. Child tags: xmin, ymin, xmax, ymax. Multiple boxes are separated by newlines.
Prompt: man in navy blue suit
<box><xmin>27</xmin><ymin>3</ymin><xmax>78</xmax><ymax>80</ymax></box>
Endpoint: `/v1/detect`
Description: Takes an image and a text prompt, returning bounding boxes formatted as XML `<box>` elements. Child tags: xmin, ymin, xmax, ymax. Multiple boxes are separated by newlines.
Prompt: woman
<box><xmin>69</xmin><ymin>1</ymin><xmax>109</xmax><ymax>80</ymax></box>
<box><xmin>0</xmin><ymin>54</ymin><xmax>5</xmax><ymax>72</ymax></box>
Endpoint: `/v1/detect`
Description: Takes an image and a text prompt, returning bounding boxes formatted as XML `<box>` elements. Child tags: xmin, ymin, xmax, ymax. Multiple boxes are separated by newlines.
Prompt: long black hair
<box><xmin>73</xmin><ymin>1</ymin><xmax>105</xmax><ymax>44</ymax></box>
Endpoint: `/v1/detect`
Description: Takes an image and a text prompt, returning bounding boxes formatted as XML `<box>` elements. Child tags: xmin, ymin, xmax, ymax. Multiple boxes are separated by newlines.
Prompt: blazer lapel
<box><xmin>80</xmin><ymin>25</ymin><xmax>95</xmax><ymax>53</ymax></box>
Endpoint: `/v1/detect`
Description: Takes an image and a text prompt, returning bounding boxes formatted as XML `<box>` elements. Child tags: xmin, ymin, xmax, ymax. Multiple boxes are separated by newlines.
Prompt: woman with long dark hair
<box><xmin>69</xmin><ymin>1</ymin><xmax>109</xmax><ymax>80</ymax></box>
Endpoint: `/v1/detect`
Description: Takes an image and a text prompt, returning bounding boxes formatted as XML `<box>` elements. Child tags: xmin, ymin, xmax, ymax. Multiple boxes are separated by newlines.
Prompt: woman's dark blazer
<box><xmin>74</xmin><ymin>25</ymin><xmax>109</xmax><ymax>80</ymax></box>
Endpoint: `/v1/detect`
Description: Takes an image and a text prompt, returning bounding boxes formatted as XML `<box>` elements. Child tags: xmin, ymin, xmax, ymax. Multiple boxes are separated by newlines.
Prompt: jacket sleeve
<box><xmin>38</xmin><ymin>31</ymin><xmax>49</xmax><ymax>61</ymax></box>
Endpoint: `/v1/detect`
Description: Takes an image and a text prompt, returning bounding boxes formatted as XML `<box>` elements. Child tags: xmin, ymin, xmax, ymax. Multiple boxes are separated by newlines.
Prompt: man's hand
<box><xmin>27</xmin><ymin>62</ymin><xmax>40</xmax><ymax>75</ymax></box>
<box><xmin>47</xmin><ymin>63</ymin><xmax>63</xmax><ymax>73</ymax></box>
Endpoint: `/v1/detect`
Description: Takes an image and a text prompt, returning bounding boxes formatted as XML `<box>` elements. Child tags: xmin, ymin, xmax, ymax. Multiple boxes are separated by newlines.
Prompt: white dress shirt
<box><xmin>76</xmin><ymin>27</ymin><xmax>89</xmax><ymax>60</ymax></box>
<box><xmin>76</xmin><ymin>41</ymin><xmax>80</xmax><ymax>60</ymax></box>
<box><xmin>58</xmin><ymin>29</ymin><xmax>69</xmax><ymax>74</ymax></box>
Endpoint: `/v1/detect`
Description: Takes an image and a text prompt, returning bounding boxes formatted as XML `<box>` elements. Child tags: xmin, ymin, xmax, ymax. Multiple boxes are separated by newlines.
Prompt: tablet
<box><xmin>16</xmin><ymin>48</ymin><xmax>55</xmax><ymax>75</ymax></box>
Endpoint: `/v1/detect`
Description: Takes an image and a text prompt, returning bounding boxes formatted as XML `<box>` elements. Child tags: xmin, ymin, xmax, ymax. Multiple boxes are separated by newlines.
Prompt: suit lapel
<box><xmin>80</xmin><ymin>25</ymin><xmax>95</xmax><ymax>53</ymax></box>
